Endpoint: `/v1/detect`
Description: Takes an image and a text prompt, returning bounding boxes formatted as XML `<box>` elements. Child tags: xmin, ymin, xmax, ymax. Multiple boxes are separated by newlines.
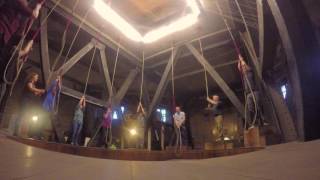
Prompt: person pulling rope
<box><xmin>215</xmin><ymin>1</ymin><xmax>258</xmax><ymax>129</ymax></box>
<box><xmin>88</xmin><ymin>40</ymin><xmax>121</xmax><ymax>147</ymax></box>
<box><xmin>169</xmin><ymin>45</ymin><xmax>183</xmax><ymax>151</ymax></box>
<box><xmin>71</xmin><ymin>45</ymin><xmax>97</xmax><ymax>146</ymax></box>
<box><xmin>52</xmin><ymin>4</ymin><xmax>94</xmax><ymax>118</ymax></box>
<box><xmin>173</xmin><ymin>106</ymin><xmax>185</xmax><ymax>152</ymax></box>
<box><xmin>3</xmin><ymin>0</ymin><xmax>63</xmax><ymax>97</ymax></box>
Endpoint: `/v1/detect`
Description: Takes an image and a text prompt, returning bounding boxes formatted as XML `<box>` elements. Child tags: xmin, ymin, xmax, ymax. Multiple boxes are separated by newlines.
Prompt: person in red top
<box><xmin>0</xmin><ymin>0</ymin><xmax>43</xmax><ymax>111</ymax></box>
<box><xmin>101</xmin><ymin>107</ymin><xmax>112</xmax><ymax>147</ymax></box>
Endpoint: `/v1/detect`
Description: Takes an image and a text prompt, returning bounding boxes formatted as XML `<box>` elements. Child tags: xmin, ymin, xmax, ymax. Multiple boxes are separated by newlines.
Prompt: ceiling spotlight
<box><xmin>224</xmin><ymin>137</ymin><xmax>230</xmax><ymax>141</ymax></box>
<box><xmin>129</xmin><ymin>128</ymin><xmax>137</xmax><ymax>136</ymax></box>
<box><xmin>32</xmin><ymin>116</ymin><xmax>38</xmax><ymax>122</ymax></box>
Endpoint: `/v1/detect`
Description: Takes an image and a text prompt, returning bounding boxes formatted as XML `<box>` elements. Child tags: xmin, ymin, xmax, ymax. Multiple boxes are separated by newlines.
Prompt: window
<box><xmin>120</xmin><ymin>106</ymin><xmax>125</xmax><ymax>113</ymax></box>
<box><xmin>161</xmin><ymin>109</ymin><xmax>167</xmax><ymax>122</ymax></box>
<box><xmin>156</xmin><ymin>108</ymin><xmax>167</xmax><ymax>122</ymax></box>
<box><xmin>281</xmin><ymin>84</ymin><xmax>287</xmax><ymax>99</ymax></box>
<box><xmin>112</xmin><ymin>111</ymin><xmax>118</xmax><ymax>120</ymax></box>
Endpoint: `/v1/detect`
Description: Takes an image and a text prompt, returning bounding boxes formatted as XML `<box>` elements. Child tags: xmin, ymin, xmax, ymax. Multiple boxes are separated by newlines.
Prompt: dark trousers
<box><xmin>101</xmin><ymin>127</ymin><xmax>111</xmax><ymax>147</ymax></box>
<box><xmin>0</xmin><ymin>33</ymin><xmax>7</xmax><ymax>112</ymax></box>
<box><xmin>45</xmin><ymin>111</ymin><xmax>65</xmax><ymax>143</ymax></box>
<box><xmin>0</xmin><ymin>82</ymin><xmax>6</xmax><ymax>111</ymax></box>
<box><xmin>0</xmin><ymin>33</ymin><xmax>17</xmax><ymax>116</ymax></box>
<box><xmin>72</xmin><ymin>120</ymin><xmax>83</xmax><ymax>145</ymax></box>
<box><xmin>245</xmin><ymin>91</ymin><xmax>262</xmax><ymax>127</ymax></box>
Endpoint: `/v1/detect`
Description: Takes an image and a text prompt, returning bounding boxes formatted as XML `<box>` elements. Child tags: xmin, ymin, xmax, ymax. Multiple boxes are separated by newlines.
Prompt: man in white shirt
<box><xmin>173</xmin><ymin>106</ymin><xmax>185</xmax><ymax>149</ymax></box>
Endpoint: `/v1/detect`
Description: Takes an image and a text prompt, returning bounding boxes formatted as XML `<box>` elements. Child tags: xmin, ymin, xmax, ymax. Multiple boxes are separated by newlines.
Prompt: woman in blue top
<box><xmin>42</xmin><ymin>75</ymin><xmax>62</xmax><ymax>141</ymax></box>
<box><xmin>71</xmin><ymin>96</ymin><xmax>86</xmax><ymax>146</ymax></box>
<box><xmin>43</xmin><ymin>76</ymin><xmax>61</xmax><ymax>113</ymax></box>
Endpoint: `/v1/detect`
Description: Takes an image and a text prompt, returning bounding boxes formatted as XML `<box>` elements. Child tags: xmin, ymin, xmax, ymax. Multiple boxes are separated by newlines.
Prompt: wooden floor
<box><xmin>1</xmin><ymin>133</ymin><xmax>320</xmax><ymax>180</ymax></box>
<box><xmin>7</xmin><ymin>135</ymin><xmax>262</xmax><ymax>161</ymax></box>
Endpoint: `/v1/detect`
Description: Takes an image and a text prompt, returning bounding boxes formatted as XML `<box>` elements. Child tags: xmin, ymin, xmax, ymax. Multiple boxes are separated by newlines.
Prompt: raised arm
<box><xmin>207</xmin><ymin>97</ymin><xmax>215</xmax><ymax>105</ymax></box>
<box><xmin>79</xmin><ymin>96</ymin><xmax>86</xmax><ymax>109</ymax></box>
<box><xmin>56</xmin><ymin>76</ymin><xmax>62</xmax><ymax>91</ymax></box>
<box><xmin>16</xmin><ymin>0</ymin><xmax>43</xmax><ymax>18</ymax></box>
<box><xmin>18</xmin><ymin>40</ymin><xmax>33</xmax><ymax>58</ymax></box>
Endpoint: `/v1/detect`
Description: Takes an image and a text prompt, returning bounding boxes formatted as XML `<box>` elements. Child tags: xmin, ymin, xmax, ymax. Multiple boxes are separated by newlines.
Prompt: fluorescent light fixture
<box><xmin>94</xmin><ymin>0</ymin><xmax>201</xmax><ymax>43</ymax></box>
<box><xmin>120</xmin><ymin>106</ymin><xmax>125</xmax><ymax>113</ymax></box>
<box><xmin>112</xmin><ymin>111</ymin><xmax>118</xmax><ymax>119</ymax></box>
<box><xmin>94</xmin><ymin>0</ymin><xmax>142</xmax><ymax>42</ymax></box>
<box><xmin>143</xmin><ymin>14</ymin><xmax>198</xmax><ymax>43</ymax></box>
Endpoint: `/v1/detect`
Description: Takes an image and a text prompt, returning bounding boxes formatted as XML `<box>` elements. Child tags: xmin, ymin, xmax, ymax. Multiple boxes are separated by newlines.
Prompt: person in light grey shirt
<box><xmin>173</xmin><ymin>106</ymin><xmax>185</xmax><ymax>149</ymax></box>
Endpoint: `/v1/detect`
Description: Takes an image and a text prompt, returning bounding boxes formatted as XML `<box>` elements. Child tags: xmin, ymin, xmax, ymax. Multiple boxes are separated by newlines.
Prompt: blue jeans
<box><xmin>72</xmin><ymin>121</ymin><xmax>83</xmax><ymax>145</ymax></box>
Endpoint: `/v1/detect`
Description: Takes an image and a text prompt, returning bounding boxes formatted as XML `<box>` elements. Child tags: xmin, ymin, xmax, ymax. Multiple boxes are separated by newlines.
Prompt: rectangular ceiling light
<box><xmin>93</xmin><ymin>0</ymin><xmax>201</xmax><ymax>44</ymax></box>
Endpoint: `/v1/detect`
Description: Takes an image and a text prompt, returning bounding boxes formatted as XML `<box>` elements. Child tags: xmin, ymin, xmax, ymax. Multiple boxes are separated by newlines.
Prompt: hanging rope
<box><xmin>110</xmin><ymin>43</ymin><xmax>121</xmax><ymax>97</ymax></box>
<box><xmin>137</xmin><ymin>50</ymin><xmax>145</xmax><ymax>112</ymax></box>
<box><xmin>170</xmin><ymin>45</ymin><xmax>181</xmax><ymax>151</ymax></box>
<box><xmin>60</xmin><ymin>7</ymin><xmax>93</xmax><ymax>67</ymax></box>
<box><xmin>139</xmin><ymin>51</ymin><xmax>145</xmax><ymax>103</ymax></box>
<box><xmin>89</xmin><ymin>39</ymin><xmax>122</xmax><ymax>147</ymax></box>
<box><xmin>50</xmin><ymin>0</ymin><xmax>81</xmax><ymax>72</ymax></box>
<box><xmin>171</xmin><ymin>46</ymin><xmax>175</xmax><ymax>98</ymax></box>
<box><xmin>235</xmin><ymin>0</ymin><xmax>259</xmax><ymax>127</ymax></box>
<box><xmin>3</xmin><ymin>0</ymin><xmax>62</xmax><ymax>96</ymax></box>
<box><xmin>3</xmin><ymin>0</ymin><xmax>61</xmax><ymax>84</ymax></box>
<box><xmin>198</xmin><ymin>39</ymin><xmax>209</xmax><ymax>98</ymax></box>
<box><xmin>53</xmin><ymin>5</ymin><xmax>93</xmax><ymax>114</ymax></box>
<box><xmin>107</xmin><ymin>40</ymin><xmax>121</xmax><ymax>145</ymax></box>
<box><xmin>215</xmin><ymin>1</ymin><xmax>240</xmax><ymax>55</ymax></box>
<box><xmin>234</xmin><ymin>0</ymin><xmax>254</xmax><ymax>47</ymax></box>
<box><xmin>242</xmin><ymin>58</ymin><xmax>258</xmax><ymax>129</ymax></box>
<box><xmin>215</xmin><ymin>1</ymin><xmax>258</xmax><ymax>129</ymax></box>
<box><xmin>83</xmin><ymin>46</ymin><xmax>97</xmax><ymax>96</ymax></box>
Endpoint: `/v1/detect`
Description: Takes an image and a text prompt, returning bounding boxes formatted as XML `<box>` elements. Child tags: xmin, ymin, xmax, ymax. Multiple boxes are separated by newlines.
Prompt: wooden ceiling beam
<box><xmin>145</xmin><ymin>29</ymin><xmax>229</xmax><ymax>61</ymax></box>
<box><xmin>147</xmin><ymin>39</ymin><xmax>232</xmax><ymax>69</ymax></box>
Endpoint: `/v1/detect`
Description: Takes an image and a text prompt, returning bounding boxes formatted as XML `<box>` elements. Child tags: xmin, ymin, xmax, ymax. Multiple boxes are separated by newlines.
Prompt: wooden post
<box><xmin>39</xmin><ymin>8</ymin><xmax>51</xmax><ymax>88</ymax></box>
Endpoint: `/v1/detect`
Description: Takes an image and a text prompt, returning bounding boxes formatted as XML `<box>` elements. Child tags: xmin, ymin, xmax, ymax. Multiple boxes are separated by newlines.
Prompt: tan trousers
<box><xmin>212</xmin><ymin>115</ymin><xmax>223</xmax><ymax>139</ymax></box>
